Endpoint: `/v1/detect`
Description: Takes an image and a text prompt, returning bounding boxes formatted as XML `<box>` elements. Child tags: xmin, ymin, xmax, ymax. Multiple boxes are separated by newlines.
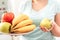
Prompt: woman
<box><xmin>18</xmin><ymin>0</ymin><xmax>60</xmax><ymax>40</ymax></box>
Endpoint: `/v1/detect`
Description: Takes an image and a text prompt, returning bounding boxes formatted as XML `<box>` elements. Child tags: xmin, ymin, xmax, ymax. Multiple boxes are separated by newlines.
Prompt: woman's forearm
<box><xmin>51</xmin><ymin>23</ymin><xmax>60</xmax><ymax>37</ymax></box>
<box><xmin>51</xmin><ymin>13</ymin><xmax>60</xmax><ymax>37</ymax></box>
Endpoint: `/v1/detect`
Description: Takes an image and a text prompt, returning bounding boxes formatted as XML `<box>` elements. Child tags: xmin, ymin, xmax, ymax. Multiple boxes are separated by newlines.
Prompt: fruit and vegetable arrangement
<box><xmin>0</xmin><ymin>12</ymin><xmax>36</xmax><ymax>34</ymax></box>
<box><xmin>0</xmin><ymin>12</ymin><xmax>52</xmax><ymax>34</ymax></box>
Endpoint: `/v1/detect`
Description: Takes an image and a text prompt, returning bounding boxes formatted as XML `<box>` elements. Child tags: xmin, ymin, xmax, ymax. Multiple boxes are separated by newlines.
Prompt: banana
<box><xmin>13</xmin><ymin>19</ymin><xmax>33</xmax><ymax>30</ymax></box>
<box><xmin>11</xmin><ymin>14</ymin><xmax>29</xmax><ymax>28</ymax></box>
<box><xmin>13</xmin><ymin>24</ymin><xmax>36</xmax><ymax>33</ymax></box>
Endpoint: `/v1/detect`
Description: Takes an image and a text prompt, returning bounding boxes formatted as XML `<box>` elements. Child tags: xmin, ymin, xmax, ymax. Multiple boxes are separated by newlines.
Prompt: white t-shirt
<box><xmin>20</xmin><ymin>0</ymin><xmax>60</xmax><ymax>40</ymax></box>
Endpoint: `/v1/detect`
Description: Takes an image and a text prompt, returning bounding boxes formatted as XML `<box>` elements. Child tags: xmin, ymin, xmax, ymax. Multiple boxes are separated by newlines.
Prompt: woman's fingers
<box><xmin>40</xmin><ymin>26</ymin><xmax>48</xmax><ymax>32</ymax></box>
<box><xmin>40</xmin><ymin>25</ymin><xmax>54</xmax><ymax>32</ymax></box>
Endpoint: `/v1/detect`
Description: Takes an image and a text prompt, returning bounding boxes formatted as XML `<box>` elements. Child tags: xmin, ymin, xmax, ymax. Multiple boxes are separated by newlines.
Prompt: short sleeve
<box><xmin>14</xmin><ymin>0</ymin><xmax>31</xmax><ymax>16</ymax></box>
<box><xmin>19</xmin><ymin>0</ymin><xmax>32</xmax><ymax>13</ymax></box>
<box><xmin>18</xmin><ymin>1</ymin><xmax>27</xmax><ymax>13</ymax></box>
<box><xmin>56</xmin><ymin>0</ymin><xmax>60</xmax><ymax>13</ymax></box>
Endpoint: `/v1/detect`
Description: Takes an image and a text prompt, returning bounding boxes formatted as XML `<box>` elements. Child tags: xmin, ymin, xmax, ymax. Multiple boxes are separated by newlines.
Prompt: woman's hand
<box><xmin>40</xmin><ymin>26</ymin><xmax>53</xmax><ymax>32</ymax></box>
<box><xmin>40</xmin><ymin>21</ymin><xmax>54</xmax><ymax>32</ymax></box>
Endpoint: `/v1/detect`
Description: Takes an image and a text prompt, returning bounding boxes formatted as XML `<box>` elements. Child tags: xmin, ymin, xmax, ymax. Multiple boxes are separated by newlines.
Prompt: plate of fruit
<box><xmin>0</xmin><ymin>12</ymin><xmax>36</xmax><ymax>35</ymax></box>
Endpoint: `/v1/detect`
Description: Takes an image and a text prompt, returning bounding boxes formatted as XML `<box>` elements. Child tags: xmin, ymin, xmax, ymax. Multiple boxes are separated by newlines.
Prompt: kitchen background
<box><xmin>0</xmin><ymin>0</ymin><xmax>60</xmax><ymax>40</ymax></box>
<box><xmin>0</xmin><ymin>0</ymin><xmax>8</xmax><ymax>22</ymax></box>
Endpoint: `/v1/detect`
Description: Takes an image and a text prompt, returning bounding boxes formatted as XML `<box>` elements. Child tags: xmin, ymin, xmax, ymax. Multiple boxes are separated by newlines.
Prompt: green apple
<box><xmin>0</xmin><ymin>22</ymin><xmax>11</xmax><ymax>33</ymax></box>
<box><xmin>40</xmin><ymin>18</ymin><xmax>51</xmax><ymax>29</ymax></box>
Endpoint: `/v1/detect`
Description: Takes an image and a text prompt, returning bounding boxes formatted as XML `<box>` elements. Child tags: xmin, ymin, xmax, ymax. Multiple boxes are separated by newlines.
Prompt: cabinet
<box><xmin>0</xmin><ymin>0</ymin><xmax>8</xmax><ymax>22</ymax></box>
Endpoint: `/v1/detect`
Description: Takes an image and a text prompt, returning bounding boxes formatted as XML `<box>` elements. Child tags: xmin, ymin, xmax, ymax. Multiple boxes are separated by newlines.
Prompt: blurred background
<box><xmin>0</xmin><ymin>0</ymin><xmax>60</xmax><ymax>40</ymax></box>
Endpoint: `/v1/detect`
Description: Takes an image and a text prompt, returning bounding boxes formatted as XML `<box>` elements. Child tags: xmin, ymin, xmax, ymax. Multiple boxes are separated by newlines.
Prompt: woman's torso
<box><xmin>20</xmin><ymin>0</ymin><xmax>57</xmax><ymax>40</ymax></box>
